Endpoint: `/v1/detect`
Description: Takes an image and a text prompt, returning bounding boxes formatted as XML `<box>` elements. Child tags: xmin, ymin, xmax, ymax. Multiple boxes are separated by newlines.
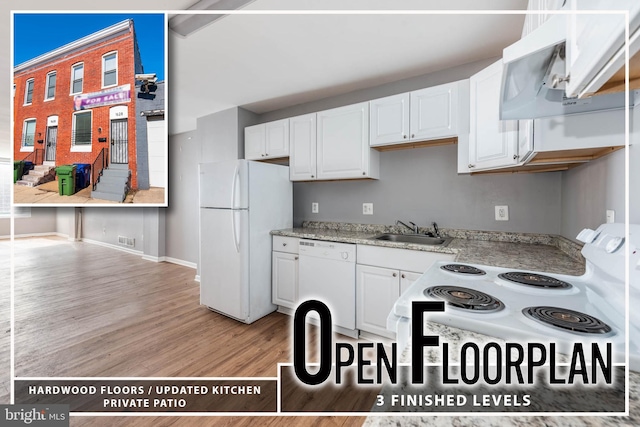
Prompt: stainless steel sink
<box><xmin>372</xmin><ymin>233</ymin><xmax>452</xmax><ymax>246</ymax></box>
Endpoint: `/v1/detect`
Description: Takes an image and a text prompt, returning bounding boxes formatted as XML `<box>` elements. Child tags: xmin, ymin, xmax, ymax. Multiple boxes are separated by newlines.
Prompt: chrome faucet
<box><xmin>396</xmin><ymin>220</ymin><xmax>418</xmax><ymax>234</ymax></box>
<box><xmin>432</xmin><ymin>221</ymin><xmax>440</xmax><ymax>237</ymax></box>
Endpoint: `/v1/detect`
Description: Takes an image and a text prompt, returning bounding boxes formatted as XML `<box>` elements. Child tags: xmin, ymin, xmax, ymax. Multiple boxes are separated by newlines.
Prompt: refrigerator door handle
<box><xmin>232</xmin><ymin>210</ymin><xmax>240</xmax><ymax>253</ymax></box>
<box><xmin>231</xmin><ymin>166</ymin><xmax>239</xmax><ymax>209</ymax></box>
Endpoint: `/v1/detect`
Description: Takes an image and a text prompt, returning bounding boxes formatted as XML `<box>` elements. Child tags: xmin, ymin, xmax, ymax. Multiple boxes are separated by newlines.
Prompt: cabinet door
<box><xmin>272</xmin><ymin>251</ymin><xmax>298</xmax><ymax>308</ymax></box>
<box><xmin>317</xmin><ymin>102</ymin><xmax>370</xmax><ymax>180</ymax></box>
<box><xmin>356</xmin><ymin>264</ymin><xmax>400</xmax><ymax>338</ymax></box>
<box><xmin>264</xmin><ymin>119</ymin><xmax>289</xmax><ymax>159</ymax></box>
<box><xmin>289</xmin><ymin>113</ymin><xmax>317</xmax><ymax>181</ymax></box>
<box><xmin>565</xmin><ymin>0</ymin><xmax>640</xmax><ymax>97</ymax></box>
<box><xmin>244</xmin><ymin>124</ymin><xmax>265</xmax><ymax>160</ymax></box>
<box><xmin>369</xmin><ymin>93</ymin><xmax>410</xmax><ymax>146</ymax></box>
<box><xmin>410</xmin><ymin>82</ymin><xmax>459</xmax><ymax>141</ymax></box>
<box><xmin>400</xmin><ymin>271</ymin><xmax>422</xmax><ymax>295</ymax></box>
<box><xmin>468</xmin><ymin>60</ymin><xmax>519</xmax><ymax>171</ymax></box>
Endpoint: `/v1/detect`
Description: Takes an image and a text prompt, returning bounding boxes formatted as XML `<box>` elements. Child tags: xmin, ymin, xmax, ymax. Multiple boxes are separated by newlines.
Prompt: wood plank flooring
<box><xmin>12</xmin><ymin>237</ymin><xmax>374</xmax><ymax>426</ymax></box>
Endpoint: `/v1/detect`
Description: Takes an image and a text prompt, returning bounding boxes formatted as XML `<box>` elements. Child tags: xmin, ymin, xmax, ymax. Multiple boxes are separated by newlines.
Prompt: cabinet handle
<box><xmin>266</xmin><ymin>153</ymin><xmax>269</xmax><ymax>156</ymax></box>
<box><xmin>311</xmin><ymin>175</ymin><xmax>314</xmax><ymax>178</ymax></box>
<box><xmin>282</xmin><ymin>243</ymin><xmax>287</xmax><ymax>246</ymax></box>
<box><xmin>261</xmin><ymin>154</ymin><xmax>265</xmax><ymax>157</ymax></box>
<box><xmin>362</xmin><ymin>172</ymin><xmax>366</xmax><ymax>176</ymax></box>
<box><xmin>411</xmin><ymin>134</ymin><xmax>415</xmax><ymax>138</ymax></box>
<box><xmin>468</xmin><ymin>164</ymin><xmax>475</xmax><ymax>168</ymax></box>
<box><xmin>513</xmin><ymin>154</ymin><xmax>518</xmax><ymax>160</ymax></box>
<box><xmin>392</xmin><ymin>273</ymin><xmax>397</xmax><ymax>277</ymax></box>
<box><xmin>403</xmin><ymin>135</ymin><xmax>407</xmax><ymax>139</ymax></box>
<box><xmin>401</xmin><ymin>274</ymin><xmax>405</xmax><ymax>279</ymax></box>
<box><xmin>295</xmin><ymin>256</ymin><xmax>299</xmax><ymax>260</ymax></box>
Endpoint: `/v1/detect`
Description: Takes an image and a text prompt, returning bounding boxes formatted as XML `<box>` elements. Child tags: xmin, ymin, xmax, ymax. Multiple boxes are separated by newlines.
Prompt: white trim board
<box><xmin>0</xmin><ymin>232</ymin><xmax>61</xmax><ymax>240</ymax></box>
<box><xmin>81</xmin><ymin>238</ymin><xmax>144</xmax><ymax>256</ymax></box>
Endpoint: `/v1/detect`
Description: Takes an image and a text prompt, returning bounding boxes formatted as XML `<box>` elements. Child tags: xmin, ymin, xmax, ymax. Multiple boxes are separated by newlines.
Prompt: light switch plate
<box><xmin>312</xmin><ymin>202</ymin><xmax>319</xmax><ymax>214</ymax></box>
<box><xmin>606</xmin><ymin>209</ymin><xmax>615</xmax><ymax>223</ymax></box>
<box><xmin>495</xmin><ymin>205</ymin><xmax>509</xmax><ymax>221</ymax></box>
<box><xmin>363</xmin><ymin>203</ymin><xmax>373</xmax><ymax>215</ymax></box>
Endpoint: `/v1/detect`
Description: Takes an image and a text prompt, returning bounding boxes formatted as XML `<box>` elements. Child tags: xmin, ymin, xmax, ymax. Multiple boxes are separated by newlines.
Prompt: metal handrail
<box><xmin>91</xmin><ymin>148</ymin><xmax>108</xmax><ymax>190</ymax></box>
<box><xmin>21</xmin><ymin>148</ymin><xmax>44</xmax><ymax>165</ymax></box>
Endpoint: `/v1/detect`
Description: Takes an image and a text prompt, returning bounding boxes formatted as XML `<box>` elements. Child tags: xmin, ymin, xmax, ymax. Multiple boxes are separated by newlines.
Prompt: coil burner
<box><xmin>498</xmin><ymin>272</ymin><xmax>572</xmax><ymax>289</ymax></box>
<box><xmin>522</xmin><ymin>306</ymin><xmax>612</xmax><ymax>334</ymax></box>
<box><xmin>440</xmin><ymin>264</ymin><xmax>486</xmax><ymax>275</ymax></box>
<box><xmin>424</xmin><ymin>286</ymin><xmax>504</xmax><ymax>312</ymax></box>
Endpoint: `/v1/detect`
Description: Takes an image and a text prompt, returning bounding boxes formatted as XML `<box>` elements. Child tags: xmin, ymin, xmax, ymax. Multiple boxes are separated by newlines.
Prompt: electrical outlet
<box><xmin>606</xmin><ymin>209</ymin><xmax>615</xmax><ymax>223</ymax></box>
<box><xmin>312</xmin><ymin>202</ymin><xmax>319</xmax><ymax>214</ymax></box>
<box><xmin>495</xmin><ymin>205</ymin><xmax>509</xmax><ymax>221</ymax></box>
<box><xmin>363</xmin><ymin>203</ymin><xmax>374</xmax><ymax>215</ymax></box>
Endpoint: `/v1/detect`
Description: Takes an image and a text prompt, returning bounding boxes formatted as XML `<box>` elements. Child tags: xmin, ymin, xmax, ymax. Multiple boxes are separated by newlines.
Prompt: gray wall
<box><xmin>197</xmin><ymin>107</ymin><xmax>257</xmax><ymax>163</ymax></box>
<box><xmin>631</xmin><ymin>105</ymin><xmax>640</xmax><ymax>224</ymax></box>
<box><xmin>294</xmin><ymin>144</ymin><xmax>563</xmax><ymax>234</ymax></box>
<box><xmin>0</xmin><ymin>208</ymin><xmax>57</xmax><ymax>237</ymax></box>
<box><xmin>165</xmin><ymin>130</ymin><xmax>199</xmax><ymax>264</ymax></box>
<box><xmin>81</xmin><ymin>207</ymin><xmax>145</xmax><ymax>252</ymax></box>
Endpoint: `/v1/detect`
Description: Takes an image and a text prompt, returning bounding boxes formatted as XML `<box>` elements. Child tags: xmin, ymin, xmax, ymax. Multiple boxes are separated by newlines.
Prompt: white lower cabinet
<box><xmin>272</xmin><ymin>236</ymin><xmax>300</xmax><ymax>309</ymax></box>
<box><xmin>357</xmin><ymin>265</ymin><xmax>422</xmax><ymax>338</ymax></box>
<box><xmin>272</xmin><ymin>252</ymin><xmax>298</xmax><ymax>309</ymax></box>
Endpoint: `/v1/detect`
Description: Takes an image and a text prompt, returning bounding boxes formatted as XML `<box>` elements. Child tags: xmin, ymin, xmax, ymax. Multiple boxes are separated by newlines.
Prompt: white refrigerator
<box><xmin>199</xmin><ymin>160</ymin><xmax>292</xmax><ymax>323</ymax></box>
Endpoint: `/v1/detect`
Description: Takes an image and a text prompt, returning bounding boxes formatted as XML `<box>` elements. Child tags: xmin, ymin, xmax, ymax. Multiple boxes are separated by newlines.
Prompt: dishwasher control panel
<box><xmin>298</xmin><ymin>239</ymin><xmax>356</xmax><ymax>262</ymax></box>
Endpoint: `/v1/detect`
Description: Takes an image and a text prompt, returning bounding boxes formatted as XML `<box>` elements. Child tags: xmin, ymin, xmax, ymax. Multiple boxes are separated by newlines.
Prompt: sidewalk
<box><xmin>14</xmin><ymin>180</ymin><xmax>166</xmax><ymax>205</ymax></box>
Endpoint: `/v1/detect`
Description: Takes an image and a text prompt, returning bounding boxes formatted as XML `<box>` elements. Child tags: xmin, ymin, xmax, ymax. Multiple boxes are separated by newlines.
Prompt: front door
<box><xmin>45</xmin><ymin>126</ymin><xmax>57</xmax><ymax>161</ymax></box>
<box><xmin>110</xmin><ymin>119</ymin><xmax>128</xmax><ymax>164</ymax></box>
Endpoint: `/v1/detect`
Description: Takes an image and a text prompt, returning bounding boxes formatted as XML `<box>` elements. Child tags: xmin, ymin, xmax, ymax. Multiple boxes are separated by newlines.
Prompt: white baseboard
<box><xmin>141</xmin><ymin>255</ymin><xmax>162</xmax><ymax>263</ymax></box>
<box><xmin>194</xmin><ymin>275</ymin><xmax>201</xmax><ymax>282</ymax></box>
<box><xmin>81</xmin><ymin>238</ymin><xmax>144</xmax><ymax>256</ymax></box>
<box><xmin>163</xmin><ymin>257</ymin><xmax>197</xmax><ymax>269</ymax></box>
<box><xmin>3</xmin><ymin>232</ymin><xmax>60</xmax><ymax>239</ymax></box>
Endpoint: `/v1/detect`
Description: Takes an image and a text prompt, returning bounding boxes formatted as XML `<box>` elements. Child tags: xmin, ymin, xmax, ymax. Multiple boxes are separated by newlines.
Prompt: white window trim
<box><xmin>20</xmin><ymin>118</ymin><xmax>36</xmax><ymax>152</ymax></box>
<box><xmin>70</xmin><ymin>62</ymin><xmax>84</xmax><ymax>95</ymax></box>
<box><xmin>102</xmin><ymin>51</ymin><xmax>118</xmax><ymax>89</ymax></box>
<box><xmin>23</xmin><ymin>78</ymin><xmax>34</xmax><ymax>105</ymax></box>
<box><xmin>71</xmin><ymin>110</ymin><xmax>92</xmax><ymax>152</ymax></box>
<box><xmin>44</xmin><ymin>71</ymin><xmax>56</xmax><ymax>101</ymax></box>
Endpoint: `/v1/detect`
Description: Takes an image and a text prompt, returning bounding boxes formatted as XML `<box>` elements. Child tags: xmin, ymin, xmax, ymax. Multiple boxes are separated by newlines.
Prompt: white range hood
<box><xmin>500</xmin><ymin>13</ymin><xmax>629</xmax><ymax>120</ymax></box>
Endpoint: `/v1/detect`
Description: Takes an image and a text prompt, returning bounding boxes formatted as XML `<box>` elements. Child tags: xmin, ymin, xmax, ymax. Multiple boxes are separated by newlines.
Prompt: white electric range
<box><xmin>388</xmin><ymin>223</ymin><xmax>640</xmax><ymax>370</ymax></box>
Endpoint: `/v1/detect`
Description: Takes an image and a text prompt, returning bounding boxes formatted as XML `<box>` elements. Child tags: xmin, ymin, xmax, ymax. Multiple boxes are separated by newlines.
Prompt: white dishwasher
<box><xmin>298</xmin><ymin>239</ymin><xmax>357</xmax><ymax>337</ymax></box>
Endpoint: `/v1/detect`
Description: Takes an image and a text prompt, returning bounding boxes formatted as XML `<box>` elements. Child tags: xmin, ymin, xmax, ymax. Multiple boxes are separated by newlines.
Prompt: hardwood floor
<box><xmin>12</xmin><ymin>237</ymin><xmax>372</xmax><ymax>426</ymax></box>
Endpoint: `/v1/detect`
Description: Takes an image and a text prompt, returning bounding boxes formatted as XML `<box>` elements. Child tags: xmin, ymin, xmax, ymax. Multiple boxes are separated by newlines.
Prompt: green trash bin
<box><xmin>13</xmin><ymin>160</ymin><xmax>24</xmax><ymax>183</ymax></box>
<box><xmin>56</xmin><ymin>165</ymin><xmax>77</xmax><ymax>196</ymax></box>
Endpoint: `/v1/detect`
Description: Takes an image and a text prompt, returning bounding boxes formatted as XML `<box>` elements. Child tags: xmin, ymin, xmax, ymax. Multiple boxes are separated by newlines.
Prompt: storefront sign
<box><xmin>74</xmin><ymin>84</ymin><xmax>131</xmax><ymax>110</ymax></box>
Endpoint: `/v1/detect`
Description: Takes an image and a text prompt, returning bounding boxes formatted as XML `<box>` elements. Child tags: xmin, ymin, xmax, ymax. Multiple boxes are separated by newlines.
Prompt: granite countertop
<box><xmin>272</xmin><ymin>221</ymin><xmax>585</xmax><ymax>275</ymax></box>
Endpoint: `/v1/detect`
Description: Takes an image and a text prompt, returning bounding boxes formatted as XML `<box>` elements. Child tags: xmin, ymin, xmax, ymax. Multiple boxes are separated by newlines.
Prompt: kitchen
<box><xmin>3</xmin><ymin>0</ymin><xmax>640</xmax><ymax>425</ymax></box>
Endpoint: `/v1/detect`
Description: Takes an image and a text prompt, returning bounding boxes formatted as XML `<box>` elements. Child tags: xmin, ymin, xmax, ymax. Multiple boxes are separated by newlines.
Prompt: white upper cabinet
<box><xmin>244</xmin><ymin>118</ymin><xmax>289</xmax><ymax>160</ymax></box>
<box><xmin>410</xmin><ymin>82</ymin><xmax>459</xmax><ymax>140</ymax></box>
<box><xmin>369</xmin><ymin>81</ymin><xmax>465</xmax><ymax>148</ymax></box>
<box><xmin>369</xmin><ymin>93</ymin><xmax>410</xmax><ymax>146</ymax></box>
<box><xmin>317</xmin><ymin>102</ymin><xmax>379</xmax><ymax>180</ymax></box>
<box><xmin>521</xmin><ymin>0</ymin><xmax>565</xmax><ymax>36</ymax></box>
<box><xmin>289</xmin><ymin>113</ymin><xmax>317</xmax><ymax>181</ymax></box>
<box><xmin>565</xmin><ymin>0</ymin><xmax>640</xmax><ymax>98</ymax></box>
<box><xmin>468</xmin><ymin>60</ymin><xmax>522</xmax><ymax>171</ymax></box>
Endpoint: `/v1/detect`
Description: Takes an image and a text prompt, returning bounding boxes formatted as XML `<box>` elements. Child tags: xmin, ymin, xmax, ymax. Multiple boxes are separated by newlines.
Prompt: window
<box><xmin>45</xmin><ymin>71</ymin><xmax>56</xmax><ymax>100</ymax></box>
<box><xmin>24</xmin><ymin>79</ymin><xmax>34</xmax><ymax>104</ymax></box>
<box><xmin>72</xmin><ymin>111</ymin><xmax>92</xmax><ymax>145</ymax></box>
<box><xmin>102</xmin><ymin>52</ymin><xmax>117</xmax><ymax>87</ymax></box>
<box><xmin>71</xmin><ymin>63</ymin><xmax>83</xmax><ymax>94</ymax></box>
<box><xmin>22</xmin><ymin>119</ymin><xmax>36</xmax><ymax>147</ymax></box>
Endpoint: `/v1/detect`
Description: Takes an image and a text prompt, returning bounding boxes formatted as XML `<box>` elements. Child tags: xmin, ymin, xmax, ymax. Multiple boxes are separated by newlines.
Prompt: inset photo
<box><xmin>13</xmin><ymin>13</ymin><xmax>167</xmax><ymax>205</ymax></box>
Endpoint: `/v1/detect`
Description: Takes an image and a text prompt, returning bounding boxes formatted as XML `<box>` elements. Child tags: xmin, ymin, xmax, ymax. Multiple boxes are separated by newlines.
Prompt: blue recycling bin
<box><xmin>73</xmin><ymin>163</ymin><xmax>91</xmax><ymax>190</ymax></box>
<box><xmin>23</xmin><ymin>161</ymin><xmax>34</xmax><ymax>171</ymax></box>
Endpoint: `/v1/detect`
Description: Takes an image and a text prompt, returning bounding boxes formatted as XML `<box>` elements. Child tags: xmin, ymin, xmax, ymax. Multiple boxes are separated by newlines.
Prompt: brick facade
<box><xmin>14</xmin><ymin>19</ymin><xmax>142</xmax><ymax>189</ymax></box>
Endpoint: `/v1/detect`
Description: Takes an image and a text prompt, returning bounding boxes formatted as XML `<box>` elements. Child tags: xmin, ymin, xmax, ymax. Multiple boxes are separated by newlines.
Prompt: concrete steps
<box><xmin>91</xmin><ymin>166</ymin><xmax>131</xmax><ymax>202</ymax></box>
<box><xmin>16</xmin><ymin>165</ymin><xmax>56</xmax><ymax>187</ymax></box>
